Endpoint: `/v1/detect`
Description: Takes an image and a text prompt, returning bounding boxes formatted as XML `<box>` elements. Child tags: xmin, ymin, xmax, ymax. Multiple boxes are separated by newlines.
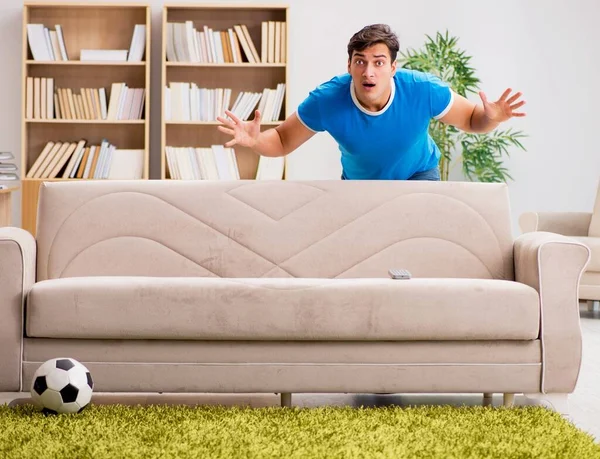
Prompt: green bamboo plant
<box><xmin>399</xmin><ymin>31</ymin><xmax>526</xmax><ymax>182</ymax></box>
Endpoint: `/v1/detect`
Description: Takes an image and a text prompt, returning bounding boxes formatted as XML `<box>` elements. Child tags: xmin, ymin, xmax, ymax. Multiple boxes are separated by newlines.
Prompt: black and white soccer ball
<box><xmin>30</xmin><ymin>358</ymin><xmax>94</xmax><ymax>414</ymax></box>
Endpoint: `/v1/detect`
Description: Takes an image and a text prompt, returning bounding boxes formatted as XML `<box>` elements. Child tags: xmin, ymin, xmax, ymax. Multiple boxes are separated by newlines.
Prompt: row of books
<box><xmin>164</xmin><ymin>85</ymin><xmax>230</xmax><ymax>122</ymax></box>
<box><xmin>164</xmin><ymin>84</ymin><xmax>285</xmax><ymax>122</ymax></box>
<box><xmin>166</xmin><ymin>146</ymin><xmax>284</xmax><ymax>180</ymax></box>
<box><xmin>260</xmin><ymin>21</ymin><xmax>287</xmax><ymax>64</ymax></box>
<box><xmin>105</xmin><ymin>83</ymin><xmax>146</xmax><ymax>120</ymax></box>
<box><xmin>27</xmin><ymin>23</ymin><xmax>146</xmax><ymax>62</ymax></box>
<box><xmin>26</xmin><ymin>140</ymin><xmax>143</xmax><ymax>180</ymax></box>
<box><xmin>26</xmin><ymin>24</ymin><xmax>68</xmax><ymax>61</ymax></box>
<box><xmin>166</xmin><ymin>146</ymin><xmax>239</xmax><ymax>180</ymax></box>
<box><xmin>166</xmin><ymin>22</ymin><xmax>257</xmax><ymax>64</ymax></box>
<box><xmin>25</xmin><ymin>78</ymin><xmax>145</xmax><ymax>120</ymax></box>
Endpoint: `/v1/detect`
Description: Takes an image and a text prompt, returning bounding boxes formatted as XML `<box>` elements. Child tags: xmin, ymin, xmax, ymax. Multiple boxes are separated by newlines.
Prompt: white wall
<box><xmin>2</xmin><ymin>0</ymin><xmax>599</xmax><ymax>235</ymax></box>
<box><xmin>0</xmin><ymin>3</ymin><xmax>23</xmax><ymax>227</ymax></box>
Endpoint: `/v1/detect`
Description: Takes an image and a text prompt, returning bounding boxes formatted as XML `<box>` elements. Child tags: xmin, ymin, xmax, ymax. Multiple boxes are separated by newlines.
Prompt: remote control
<box><xmin>388</xmin><ymin>268</ymin><xmax>411</xmax><ymax>280</ymax></box>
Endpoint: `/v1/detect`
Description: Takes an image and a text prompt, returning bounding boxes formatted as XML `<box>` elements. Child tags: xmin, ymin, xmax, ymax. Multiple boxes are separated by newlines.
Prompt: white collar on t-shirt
<box><xmin>350</xmin><ymin>76</ymin><xmax>395</xmax><ymax>116</ymax></box>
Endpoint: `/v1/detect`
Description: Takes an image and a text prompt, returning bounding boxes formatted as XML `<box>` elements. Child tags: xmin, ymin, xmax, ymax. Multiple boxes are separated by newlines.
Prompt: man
<box><xmin>217</xmin><ymin>24</ymin><xmax>526</xmax><ymax>181</ymax></box>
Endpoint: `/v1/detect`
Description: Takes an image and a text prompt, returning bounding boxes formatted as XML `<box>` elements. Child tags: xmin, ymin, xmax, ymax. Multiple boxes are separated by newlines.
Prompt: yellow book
<box><xmin>66</xmin><ymin>88</ymin><xmax>77</xmax><ymax>120</ymax></box>
<box><xmin>33</xmin><ymin>77</ymin><xmax>41</xmax><ymax>119</ymax></box>
<box><xmin>54</xmin><ymin>93</ymin><xmax>61</xmax><ymax>119</ymax></box>
<box><xmin>88</xmin><ymin>145</ymin><xmax>101</xmax><ymax>178</ymax></box>
<box><xmin>39</xmin><ymin>142</ymin><xmax>70</xmax><ymax>178</ymax></box>
<box><xmin>26</xmin><ymin>141</ymin><xmax>54</xmax><ymax>178</ymax></box>
<box><xmin>32</xmin><ymin>142</ymin><xmax>63</xmax><ymax>179</ymax></box>
<box><xmin>48</xmin><ymin>141</ymin><xmax>78</xmax><ymax>178</ymax></box>
<box><xmin>62</xmin><ymin>139</ymin><xmax>86</xmax><ymax>178</ymax></box>
<box><xmin>40</xmin><ymin>77</ymin><xmax>47</xmax><ymax>119</ymax></box>
<box><xmin>59</xmin><ymin>88</ymin><xmax>71</xmax><ymax>119</ymax></box>
<box><xmin>26</xmin><ymin>77</ymin><xmax>33</xmax><ymax>119</ymax></box>
<box><xmin>76</xmin><ymin>147</ymin><xmax>91</xmax><ymax>178</ymax></box>
<box><xmin>241</xmin><ymin>24</ymin><xmax>260</xmax><ymax>63</ymax></box>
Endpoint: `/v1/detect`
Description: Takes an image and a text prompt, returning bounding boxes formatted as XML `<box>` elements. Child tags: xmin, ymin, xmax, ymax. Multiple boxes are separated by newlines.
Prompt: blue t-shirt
<box><xmin>297</xmin><ymin>69</ymin><xmax>453</xmax><ymax>180</ymax></box>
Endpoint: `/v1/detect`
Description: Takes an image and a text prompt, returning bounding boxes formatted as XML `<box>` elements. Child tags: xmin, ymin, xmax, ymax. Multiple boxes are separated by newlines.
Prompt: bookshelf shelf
<box><xmin>26</xmin><ymin>119</ymin><xmax>145</xmax><ymax>124</ymax></box>
<box><xmin>26</xmin><ymin>60</ymin><xmax>146</xmax><ymax>66</ymax></box>
<box><xmin>21</xmin><ymin>178</ymin><xmax>103</xmax><ymax>182</ymax></box>
<box><xmin>22</xmin><ymin>2</ymin><xmax>151</xmax><ymax>236</ymax></box>
<box><xmin>166</xmin><ymin>62</ymin><xmax>285</xmax><ymax>68</ymax></box>
<box><xmin>161</xmin><ymin>4</ymin><xmax>289</xmax><ymax>181</ymax></box>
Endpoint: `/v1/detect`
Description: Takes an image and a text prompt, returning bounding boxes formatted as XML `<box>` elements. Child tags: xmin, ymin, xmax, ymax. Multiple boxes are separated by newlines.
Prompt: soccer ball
<box><xmin>30</xmin><ymin>358</ymin><xmax>94</xmax><ymax>414</ymax></box>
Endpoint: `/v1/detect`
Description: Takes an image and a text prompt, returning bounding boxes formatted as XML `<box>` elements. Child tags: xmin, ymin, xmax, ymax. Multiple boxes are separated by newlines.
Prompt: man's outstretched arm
<box><xmin>439</xmin><ymin>88</ymin><xmax>526</xmax><ymax>134</ymax></box>
<box><xmin>217</xmin><ymin>111</ymin><xmax>316</xmax><ymax>157</ymax></box>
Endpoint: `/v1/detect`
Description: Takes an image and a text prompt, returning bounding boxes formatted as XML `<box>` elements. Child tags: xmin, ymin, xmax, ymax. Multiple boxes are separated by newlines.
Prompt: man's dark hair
<box><xmin>347</xmin><ymin>24</ymin><xmax>400</xmax><ymax>62</ymax></box>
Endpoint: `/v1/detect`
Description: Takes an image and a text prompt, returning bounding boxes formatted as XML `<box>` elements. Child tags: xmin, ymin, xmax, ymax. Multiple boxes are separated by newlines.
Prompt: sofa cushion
<box><xmin>26</xmin><ymin>277</ymin><xmax>540</xmax><ymax>341</ymax></box>
<box><xmin>35</xmin><ymin>181</ymin><xmax>515</xmax><ymax>282</ymax></box>
<box><xmin>572</xmin><ymin>237</ymin><xmax>600</xmax><ymax>271</ymax></box>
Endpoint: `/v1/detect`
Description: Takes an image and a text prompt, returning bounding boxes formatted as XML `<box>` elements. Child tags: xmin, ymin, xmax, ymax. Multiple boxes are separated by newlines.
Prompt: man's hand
<box><xmin>479</xmin><ymin>88</ymin><xmax>526</xmax><ymax>123</ymax></box>
<box><xmin>216</xmin><ymin>110</ymin><xmax>262</xmax><ymax>148</ymax></box>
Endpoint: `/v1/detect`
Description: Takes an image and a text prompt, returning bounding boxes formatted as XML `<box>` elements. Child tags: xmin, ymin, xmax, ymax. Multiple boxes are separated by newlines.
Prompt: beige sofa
<box><xmin>520</xmin><ymin>182</ymin><xmax>600</xmax><ymax>308</ymax></box>
<box><xmin>0</xmin><ymin>180</ymin><xmax>590</xmax><ymax>412</ymax></box>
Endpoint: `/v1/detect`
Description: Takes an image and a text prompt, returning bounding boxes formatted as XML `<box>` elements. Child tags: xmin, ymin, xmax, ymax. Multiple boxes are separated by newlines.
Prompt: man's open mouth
<box><xmin>362</xmin><ymin>82</ymin><xmax>376</xmax><ymax>88</ymax></box>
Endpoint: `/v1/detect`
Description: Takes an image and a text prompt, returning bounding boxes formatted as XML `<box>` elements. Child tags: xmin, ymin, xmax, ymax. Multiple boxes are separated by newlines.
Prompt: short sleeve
<box><xmin>297</xmin><ymin>89</ymin><xmax>325</xmax><ymax>132</ymax></box>
<box><xmin>427</xmin><ymin>74</ymin><xmax>454</xmax><ymax>120</ymax></box>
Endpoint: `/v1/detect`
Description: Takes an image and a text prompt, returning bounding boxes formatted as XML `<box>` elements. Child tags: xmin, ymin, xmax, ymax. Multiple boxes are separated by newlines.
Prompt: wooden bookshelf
<box><xmin>22</xmin><ymin>2</ymin><xmax>151</xmax><ymax>236</ymax></box>
<box><xmin>0</xmin><ymin>187</ymin><xmax>19</xmax><ymax>227</ymax></box>
<box><xmin>161</xmin><ymin>4</ymin><xmax>289</xmax><ymax>180</ymax></box>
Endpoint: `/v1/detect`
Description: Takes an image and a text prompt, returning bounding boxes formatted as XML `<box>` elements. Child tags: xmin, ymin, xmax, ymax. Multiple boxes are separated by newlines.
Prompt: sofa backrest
<box><xmin>36</xmin><ymin>180</ymin><xmax>515</xmax><ymax>281</ymax></box>
<box><xmin>589</xmin><ymin>181</ymin><xmax>600</xmax><ymax>237</ymax></box>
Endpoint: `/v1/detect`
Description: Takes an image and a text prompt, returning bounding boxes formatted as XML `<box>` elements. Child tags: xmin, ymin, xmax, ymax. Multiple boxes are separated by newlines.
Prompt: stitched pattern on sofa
<box><xmin>39</xmin><ymin>182</ymin><xmax>513</xmax><ymax>281</ymax></box>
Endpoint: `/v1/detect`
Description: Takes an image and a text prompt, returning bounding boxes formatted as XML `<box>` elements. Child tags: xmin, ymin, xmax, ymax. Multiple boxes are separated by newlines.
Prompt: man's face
<box><xmin>347</xmin><ymin>43</ymin><xmax>396</xmax><ymax>109</ymax></box>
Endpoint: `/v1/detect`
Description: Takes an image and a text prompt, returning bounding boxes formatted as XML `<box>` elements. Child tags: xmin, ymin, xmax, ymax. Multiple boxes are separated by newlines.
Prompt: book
<box><xmin>108</xmin><ymin>149</ymin><xmax>144</xmax><ymax>179</ymax></box>
<box><xmin>80</xmin><ymin>49</ymin><xmax>128</xmax><ymax>61</ymax></box>
<box><xmin>27</xmin><ymin>24</ymin><xmax>51</xmax><ymax>60</ymax></box>
<box><xmin>55</xmin><ymin>25</ymin><xmax>69</xmax><ymax>60</ymax></box>
<box><xmin>127</xmin><ymin>25</ymin><xmax>146</xmax><ymax>62</ymax></box>
<box><xmin>256</xmin><ymin>156</ymin><xmax>284</xmax><ymax>180</ymax></box>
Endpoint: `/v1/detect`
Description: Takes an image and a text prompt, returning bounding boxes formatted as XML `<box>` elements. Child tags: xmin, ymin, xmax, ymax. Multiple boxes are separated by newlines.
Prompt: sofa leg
<box><xmin>587</xmin><ymin>300</ymin><xmax>599</xmax><ymax>312</ymax></box>
<box><xmin>503</xmin><ymin>393</ymin><xmax>515</xmax><ymax>407</ymax></box>
<box><xmin>0</xmin><ymin>392</ymin><xmax>29</xmax><ymax>407</ymax></box>
<box><xmin>280</xmin><ymin>392</ymin><xmax>292</xmax><ymax>408</ymax></box>
<box><xmin>483</xmin><ymin>393</ymin><xmax>493</xmax><ymax>406</ymax></box>
<box><xmin>522</xmin><ymin>393</ymin><xmax>570</xmax><ymax>418</ymax></box>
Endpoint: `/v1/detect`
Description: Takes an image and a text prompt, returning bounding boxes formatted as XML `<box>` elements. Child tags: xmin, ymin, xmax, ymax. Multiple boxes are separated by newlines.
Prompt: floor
<box><xmin>566</xmin><ymin>304</ymin><xmax>600</xmax><ymax>441</ymax></box>
<box><xmin>4</xmin><ymin>305</ymin><xmax>600</xmax><ymax>442</ymax></box>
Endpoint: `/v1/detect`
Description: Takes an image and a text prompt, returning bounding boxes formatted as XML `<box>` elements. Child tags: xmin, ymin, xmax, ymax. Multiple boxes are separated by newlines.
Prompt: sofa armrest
<box><xmin>0</xmin><ymin>227</ymin><xmax>36</xmax><ymax>391</ymax></box>
<box><xmin>514</xmin><ymin>231</ymin><xmax>590</xmax><ymax>393</ymax></box>
<box><xmin>519</xmin><ymin>211</ymin><xmax>592</xmax><ymax>236</ymax></box>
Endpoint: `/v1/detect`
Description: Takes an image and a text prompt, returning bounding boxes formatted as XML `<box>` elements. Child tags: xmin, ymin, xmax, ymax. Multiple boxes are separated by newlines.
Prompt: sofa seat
<box><xmin>26</xmin><ymin>276</ymin><xmax>540</xmax><ymax>341</ymax></box>
<box><xmin>572</xmin><ymin>237</ymin><xmax>600</xmax><ymax>271</ymax></box>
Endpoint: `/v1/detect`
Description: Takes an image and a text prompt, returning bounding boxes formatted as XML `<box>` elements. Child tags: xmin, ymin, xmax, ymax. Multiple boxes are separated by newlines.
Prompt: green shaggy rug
<box><xmin>0</xmin><ymin>404</ymin><xmax>598</xmax><ymax>458</ymax></box>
